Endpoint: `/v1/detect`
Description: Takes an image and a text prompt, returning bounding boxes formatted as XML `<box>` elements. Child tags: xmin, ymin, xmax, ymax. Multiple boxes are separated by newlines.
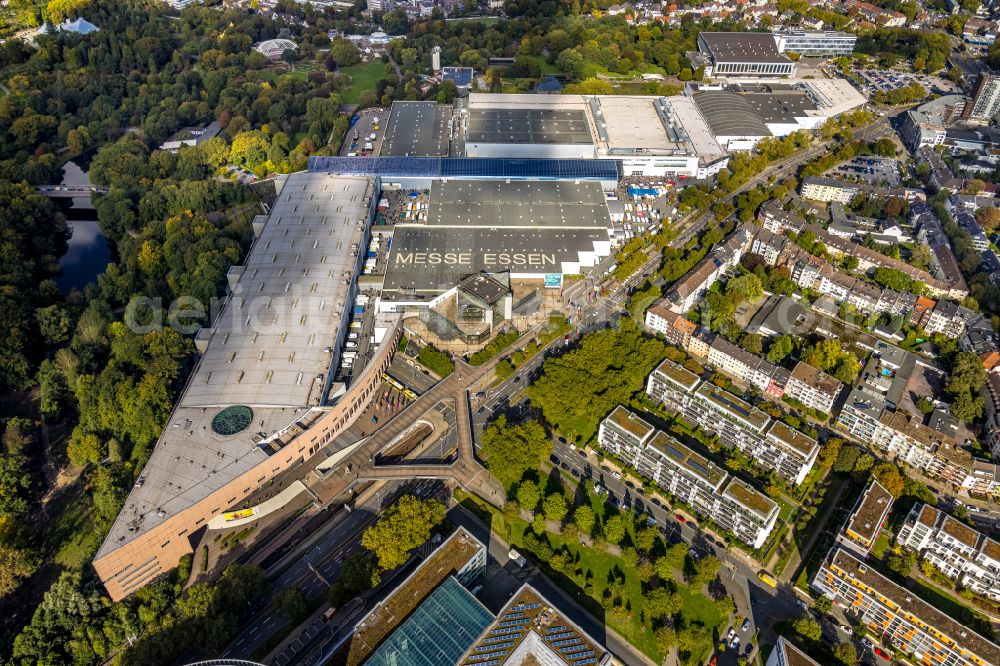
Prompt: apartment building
<box><xmin>757</xmin><ymin>200</ymin><xmax>805</xmax><ymax>235</ymax></box>
<box><xmin>837</xmin><ymin>395</ymin><xmax>1000</xmax><ymax>497</ymax></box>
<box><xmin>644</xmin><ymin>300</ymin><xmax>697</xmax><ymax>347</ymax></box>
<box><xmin>784</xmin><ymin>361</ymin><xmax>844</xmax><ymax>415</ymax></box>
<box><xmin>749</xmin><ymin>228</ymin><xmax>787</xmax><ymax>265</ymax></box>
<box><xmin>838</xmin><ymin>478</ymin><xmax>893</xmax><ymax>557</ymax></box>
<box><xmin>897</xmin><ymin>504</ymin><xmax>1000</xmax><ymax>602</ymax></box>
<box><xmin>967</xmin><ymin>74</ymin><xmax>1000</xmax><ymax>124</ymax></box>
<box><xmin>782</xmin><ymin>223</ymin><xmax>958</xmax><ymax>299</ymax></box>
<box><xmin>664</xmin><ymin>226</ymin><xmax>751</xmax><ymax>313</ymax></box>
<box><xmin>813</xmin><ymin>548</ymin><xmax>1000</xmax><ymax>666</ymax></box>
<box><xmin>800</xmin><ymin>176</ymin><xmax>861</xmax><ymax>204</ymax></box>
<box><xmin>598</xmin><ymin>407</ymin><xmax>778</xmax><ymax>549</ymax></box>
<box><xmin>646</xmin><ymin>361</ymin><xmax>819</xmax><ymax>485</ymax></box>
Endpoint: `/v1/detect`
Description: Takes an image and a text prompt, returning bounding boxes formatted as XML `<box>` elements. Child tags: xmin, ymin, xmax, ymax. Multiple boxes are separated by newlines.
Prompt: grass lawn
<box><xmin>247</xmin><ymin>69</ymin><xmax>278</xmax><ymax>84</ymax></box>
<box><xmin>339</xmin><ymin>61</ymin><xmax>387</xmax><ymax>105</ymax></box>
<box><xmin>871</xmin><ymin>530</ymin><xmax>891</xmax><ymax>559</ymax></box>
<box><xmin>520</xmin><ymin>54</ymin><xmax>560</xmax><ymax>75</ymax></box>
<box><xmin>457</xmin><ymin>490</ymin><xmax>725</xmax><ymax>664</ymax></box>
<box><xmin>46</xmin><ymin>483</ymin><xmax>101</xmax><ymax>569</ymax></box>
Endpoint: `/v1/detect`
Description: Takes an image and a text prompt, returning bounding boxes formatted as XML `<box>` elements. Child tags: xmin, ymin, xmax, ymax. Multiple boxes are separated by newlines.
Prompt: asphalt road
<box><xmin>220</xmin><ymin>482</ymin><xmax>414</xmax><ymax>660</ymax></box>
<box><xmin>548</xmin><ymin>440</ymin><xmax>803</xmax><ymax>658</ymax></box>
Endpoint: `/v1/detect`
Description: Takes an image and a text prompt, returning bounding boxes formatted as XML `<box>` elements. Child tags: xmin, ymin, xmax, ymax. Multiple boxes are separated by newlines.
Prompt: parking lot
<box><xmin>854</xmin><ymin>68</ymin><xmax>960</xmax><ymax>98</ymax></box>
<box><xmin>340</xmin><ymin>107</ymin><xmax>386</xmax><ymax>157</ymax></box>
<box><xmin>827</xmin><ymin>156</ymin><xmax>901</xmax><ymax>186</ymax></box>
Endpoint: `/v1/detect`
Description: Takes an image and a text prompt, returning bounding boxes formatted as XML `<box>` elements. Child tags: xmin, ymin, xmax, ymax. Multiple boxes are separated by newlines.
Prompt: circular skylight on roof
<box><xmin>211</xmin><ymin>406</ymin><xmax>253</xmax><ymax>436</ymax></box>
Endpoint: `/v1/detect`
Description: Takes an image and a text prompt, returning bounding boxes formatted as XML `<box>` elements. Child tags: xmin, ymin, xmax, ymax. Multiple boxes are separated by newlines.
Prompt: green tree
<box><xmin>691</xmin><ymin>555</ymin><xmax>721</xmax><ymax>586</ymax></box>
<box><xmin>36</xmin><ymin>304</ymin><xmax>73</xmax><ymax>346</ymax></box>
<box><xmin>767</xmin><ymin>335</ymin><xmax>795</xmax><ymax>364</ymax></box>
<box><xmin>573</xmin><ymin>505</ymin><xmax>595</xmax><ymax>536</ymax></box>
<box><xmin>339</xmin><ymin>552</ymin><xmax>379</xmax><ymax>592</ymax></box>
<box><xmin>480</xmin><ymin>417</ymin><xmax>552</xmax><ymax>491</ymax></box>
<box><xmin>603</xmin><ymin>514</ymin><xmax>626</xmax><ymax>545</ymax></box>
<box><xmin>654</xmin><ymin>626</ymin><xmax>677</xmax><ymax>652</ymax></box>
<box><xmin>516</xmin><ymin>480</ymin><xmax>541</xmax><ymax>512</ymax></box>
<box><xmin>646</xmin><ymin>587</ymin><xmax>682</xmax><ymax>619</ymax></box>
<box><xmin>727</xmin><ymin>274</ymin><xmax>763</xmax><ymax>302</ymax></box>
<box><xmin>0</xmin><ymin>545</ymin><xmax>38</xmax><ymax>597</ymax></box>
<box><xmin>635</xmin><ymin>526</ymin><xmax>658</xmax><ymax>553</ymax></box>
<box><xmin>792</xmin><ymin>616</ymin><xmax>822</xmax><ymax>642</ymax></box>
<box><xmin>361</xmin><ymin>497</ymin><xmax>446</xmax><ymax>570</ymax></box>
<box><xmin>543</xmin><ymin>492</ymin><xmax>568</xmax><ymax>523</ymax></box>
<box><xmin>834</xmin><ymin>643</ymin><xmax>858</xmax><ymax>666</ymax></box>
<box><xmin>274</xmin><ymin>587</ymin><xmax>310</xmax><ymax>622</ymax></box>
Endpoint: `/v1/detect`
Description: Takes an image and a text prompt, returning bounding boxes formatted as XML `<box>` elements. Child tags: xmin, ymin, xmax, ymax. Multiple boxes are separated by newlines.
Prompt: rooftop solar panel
<box><xmin>443</xmin><ymin>67</ymin><xmax>474</xmax><ymax>87</ymax></box>
<box><xmin>307</xmin><ymin>156</ymin><xmax>621</xmax><ymax>181</ymax></box>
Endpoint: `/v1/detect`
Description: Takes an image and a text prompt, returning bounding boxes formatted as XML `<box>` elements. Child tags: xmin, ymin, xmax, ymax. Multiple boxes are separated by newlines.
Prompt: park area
<box><xmin>457</xmin><ymin>482</ymin><xmax>728</xmax><ymax>665</ymax></box>
<box><xmin>339</xmin><ymin>61</ymin><xmax>387</xmax><ymax>106</ymax></box>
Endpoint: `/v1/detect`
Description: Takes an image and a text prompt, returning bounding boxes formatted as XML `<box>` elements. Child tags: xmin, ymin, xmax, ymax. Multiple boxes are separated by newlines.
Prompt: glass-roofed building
<box><xmin>332</xmin><ymin>526</ymin><xmax>611</xmax><ymax>666</ymax></box>
<box><xmin>364</xmin><ymin>577</ymin><xmax>494</xmax><ymax>666</ymax></box>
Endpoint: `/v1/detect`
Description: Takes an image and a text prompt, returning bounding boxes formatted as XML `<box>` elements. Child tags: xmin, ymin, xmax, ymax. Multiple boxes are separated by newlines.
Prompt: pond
<box><xmin>55</xmin><ymin>161</ymin><xmax>111</xmax><ymax>293</ymax></box>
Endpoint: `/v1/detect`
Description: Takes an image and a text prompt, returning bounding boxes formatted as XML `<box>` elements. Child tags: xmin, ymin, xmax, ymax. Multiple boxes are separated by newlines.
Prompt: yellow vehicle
<box><xmin>757</xmin><ymin>571</ymin><xmax>778</xmax><ymax>588</ymax></box>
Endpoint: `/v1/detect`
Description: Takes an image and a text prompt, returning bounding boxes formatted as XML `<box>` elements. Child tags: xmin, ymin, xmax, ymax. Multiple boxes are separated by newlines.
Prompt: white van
<box><xmin>345</xmin><ymin>341</ymin><xmax>358</xmax><ymax>349</ymax></box>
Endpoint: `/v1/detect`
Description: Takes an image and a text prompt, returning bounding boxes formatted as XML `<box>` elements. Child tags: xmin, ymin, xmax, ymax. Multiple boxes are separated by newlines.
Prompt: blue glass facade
<box><xmin>364</xmin><ymin>577</ymin><xmax>495</xmax><ymax>666</ymax></box>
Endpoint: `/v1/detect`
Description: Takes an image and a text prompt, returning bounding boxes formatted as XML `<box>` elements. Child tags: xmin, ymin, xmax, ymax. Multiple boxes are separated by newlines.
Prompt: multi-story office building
<box><xmin>784</xmin><ymin>361</ymin><xmax>844</xmax><ymax>415</ymax></box>
<box><xmin>645</xmin><ymin>361</ymin><xmax>819</xmax><ymax>486</ymax></box>
<box><xmin>966</xmin><ymin>74</ymin><xmax>1000</xmax><ymax>124</ymax></box>
<box><xmin>896</xmin><ymin>503</ymin><xmax>1000</xmax><ymax>601</ymax></box>
<box><xmin>773</xmin><ymin>31</ymin><xmax>856</xmax><ymax>56</ymax></box>
<box><xmin>837</xmin><ymin>478</ymin><xmax>893</xmax><ymax>557</ymax></box>
<box><xmin>598</xmin><ymin>407</ymin><xmax>778</xmax><ymax>548</ymax></box>
<box><xmin>813</xmin><ymin>548</ymin><xmax>1000</xmax><ymax>666</ymax></box>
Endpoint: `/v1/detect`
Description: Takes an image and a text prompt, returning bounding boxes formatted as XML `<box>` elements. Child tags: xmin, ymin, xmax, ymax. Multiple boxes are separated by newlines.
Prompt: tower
<box><xmin>432</xmin><ymin>46</ymin><xmax>441</xmax><ymax>75</ymax></box>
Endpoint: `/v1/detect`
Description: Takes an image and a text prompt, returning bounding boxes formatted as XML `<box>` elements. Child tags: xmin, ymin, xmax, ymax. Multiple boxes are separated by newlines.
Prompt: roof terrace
<box><xmin>722</xmin><ymin>478</ymin><xmax>777</xmax><ymax>519</ymax></box>
<box><xmin>653</xmin><ymin>359</ymin><xmax>701</xmax><ymax>393</ymax></box>
<box><xmin>648</xmin><ymin>431</ymin><xmax>728</xmax><ymax>489</ymax></box>
<box><xmin>696</xmin><ymin>383</ymin><xmax>770</xmax><ymax>430</ymax></box>
<box><xmin>765</xmin><ymin>421</ymin><xmax>819</xmax><ymax>459</ymax></box>
<box><xmin>606</xmin><ymin>406</ymin><xmax>655</xmax><ymax>441</ymax></box>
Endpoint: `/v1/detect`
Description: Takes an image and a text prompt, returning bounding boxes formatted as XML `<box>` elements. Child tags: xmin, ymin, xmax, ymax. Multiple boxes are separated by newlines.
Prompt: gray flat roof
<box><xmin>381</xmin><ymin>101</ymin><xmax>452</xmax><ymax>157</ymax></box>
<box><xmin>186</xmin><ymin>174</ymin><xmax>372</xmax><ymax>407</ymax></box>
<box><xmin>382</xmin><ymin>226</ymin><xmax>609</xmax><ymax>295</ymax></box>
<box><xmin>382</xmin><ymin>180</ymin><xmax>613</xmax><ymax>296</ymax></box>
<box><xmin>693</xmin><ymin>91</ymin><xmax>772</xmax><ymax>137</ymax></box>
<box><xmin>467</xmin><ymin>108</ymin><xmax>594</xmax><ymax>145</ymax></box>
<box><xmin>699</xmin><ymin>32</ymin><xmax>791</xmax><ymax>65</ymax></box>
<box><xmin>743</xmin><ymin>92</ymin><xmax>816</xmax><ymax>123</ymax></box>
<box><xmin>97</xmin><ymin>172</ymin><xmax>375</xmax><ymax>559</ymax></box>
<box><xmin>424</xmin><ymin>180</ymin><xmax>611</xmax><ymax>228</ymax></box>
